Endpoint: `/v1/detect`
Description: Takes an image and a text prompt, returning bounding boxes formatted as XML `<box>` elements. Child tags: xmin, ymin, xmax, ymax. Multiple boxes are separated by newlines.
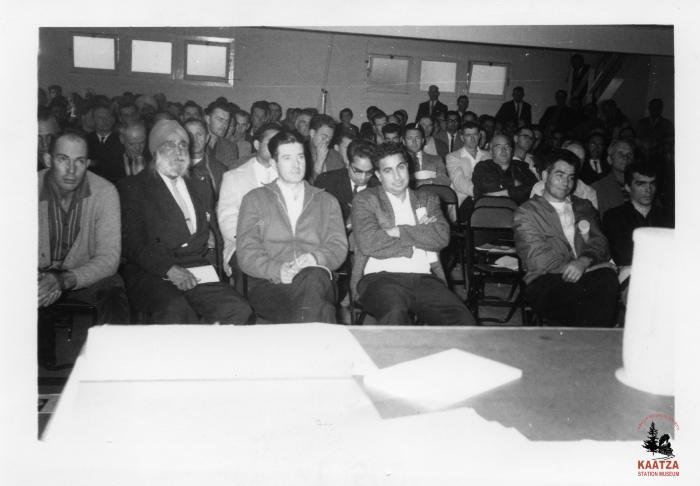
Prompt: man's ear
<box><xmin>541</xmin><ymin>169</ymin><xmax>548</xmax><ymax>182</ymax></box>
<box><xmin>42</xmin><ymin>153</ymin><xmax>52</xmax><ymax>169</ymax></box>
<box><xmin>253</xmin><ymin>139</ymin><xmax>260</xmax><ymax>152</ymax></box>
<box><xmin>309</xmin><ymin>129</ymin><xmax>316</xmax><ymax>139</ymax></box>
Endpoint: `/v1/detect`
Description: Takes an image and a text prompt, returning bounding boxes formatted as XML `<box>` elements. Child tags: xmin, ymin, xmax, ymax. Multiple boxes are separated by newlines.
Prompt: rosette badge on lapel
<box><xmin>577</xmin><ymin>219</ymin><xmax>590</xmax><ymax>243</ymax></box>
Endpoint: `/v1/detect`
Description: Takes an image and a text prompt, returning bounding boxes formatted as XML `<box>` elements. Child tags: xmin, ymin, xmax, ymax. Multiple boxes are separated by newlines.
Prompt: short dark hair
<box><xmin>371</xmin><ymin>111</ymin><xmax>387</xmax><ymax>124</ymax></box>
<box><xmin>371</xmin><ymin>142</ymin><xmax>408</xmax><ymax>171</ymax></box>
<box><xmin>346</xmin><ymin>139</ymin><xmax>377</xmax><ymax>165</ymax></box>
<box><xmin>624</xmin><ymin>161</ymin><xmax>657</xmax><ymax>186</ymax></box>
<box><xmin>310</xmin><ymin>114</ymin><xmax>337</xmax><ymax>132</ymax></box>
<box><xmin>340</xmin><ymin>108</ymin><xmax>353</xmax><ymax>118</ymax></box>
<box><xmin>300</xmin><ymin>107</ymin><xmax>318</xmax><ymax>118</ymax></box>
<box><xmin>183</xmin><ymin>100</ymin><xmax>203</xmax><ymax>117</ymax></box>
<box><xmin>331</xmin><ymin>124</ymin><xmax>357</xmax><ymax>147</ymax></box>
<box><xmin>204</xmin><ymin>100</ymin><xmax>232</xmax><ymax>116</ymax></box>
<box><xmin>513</xmin><ymin>86</ymin><xmax>524</xmax><ymax>94</ymax></box>
<box><xmin>515</xmin><ymin>125</ymin><xmax>535</xmax><ymax>136</ymax></box>
<box><xmin>403</xmin><ymin>122</ymin><xmax>425</xmax><ymax>139</ymax></box>
<box><xmin>253</xmin><ymin>121</ymin><xmax>283</xmax><ymax>143</ymax></box>
<box><xmin>542</xmin><ymin>149</ymin><xmax>581</xmax><ymax>174</ymax></box>
<box><xmin>461</xmin><ymin>121</ymin><xmax>479</xmax><ymax>132</ymax></box>
<box><xmin>268</xmin><ymin>129</ymin><xmax>304</xmax><ymax>160</ymax></box>
<box><xmin>457</xmin><ymin>95</ymin><xmax>469</xmax><ymax>103</ymax></box>
<box><xmin>250</xmin><ymin>100</ymin><xmax>270</xmax><ymax>116</ymax></box>
<box><xmin>382</xmin><ymin>123</ymin><xmax>402</xmax><ymax>137</ymax></box>
<box><xmin>445</xmin><ymin>110</ymin><xmax>460</xmax><ymax>121</ymax></box>
<box><xmin>50</xmin><ymin>129</ymin><xmax>89</xmax><ymax>156</ymax></box>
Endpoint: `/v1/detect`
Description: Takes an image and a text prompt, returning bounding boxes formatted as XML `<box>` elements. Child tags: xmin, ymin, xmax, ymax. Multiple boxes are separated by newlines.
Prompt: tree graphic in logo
<box><xmin>642</xmin><ymin>421</ymin><xmax>675</xmax><ymax>458</ymax></box>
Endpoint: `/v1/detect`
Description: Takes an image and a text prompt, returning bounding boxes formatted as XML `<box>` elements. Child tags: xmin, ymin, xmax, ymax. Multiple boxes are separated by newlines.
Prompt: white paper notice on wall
<box><xmin>362</xmin><ymin>348</ymin><xmax>522</xmax><ymax>411</ymax></box>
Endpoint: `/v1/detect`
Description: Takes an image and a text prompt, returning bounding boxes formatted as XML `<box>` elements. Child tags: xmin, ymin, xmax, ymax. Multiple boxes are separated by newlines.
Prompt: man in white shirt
<box><xmin>445</xmin><ymin>121</ymin><xmax>490</xmax><ymax>220</ymax></box>
<box><xmin>236</xmin><ymin>130</ymin><xmax>347</xmax><ymax>323</ymax></box>
<box><xmin>351</xmin><ymin>143</ymin><xmax>475</xmax><ymax>325</ymax></box>
<box><xmin>217</xmin><ymin>122</ymin><xmax>282</xmax><ymax>277</ymax></box>
<box><xmin>512</xmin><ymin>125</ymin><xmax>537</xmax><ymax>175</ymax></box>
<box><xmin>513</xmin><ymin>149</ymin><xmax>618</xmax><ymax>326</ymax></box>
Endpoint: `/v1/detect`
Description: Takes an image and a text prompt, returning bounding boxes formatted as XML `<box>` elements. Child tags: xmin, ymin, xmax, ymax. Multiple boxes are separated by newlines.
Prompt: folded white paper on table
<box><xmin>187</xmin><ymin>264</ymin><xmax>220</xmax><ymax>284</ymax></box>
<box><xmin>362</xmin><ymin>348</ymin><xmax>522</xmax><ymax>411</ymax></box>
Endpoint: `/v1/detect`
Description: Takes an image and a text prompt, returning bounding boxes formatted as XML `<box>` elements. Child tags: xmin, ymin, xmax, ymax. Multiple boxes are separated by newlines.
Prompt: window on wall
<box><xmin>72</xmin><ymin>34</ymin><xmax>117</xmax><ymax>70</ymax></box>
<box><xmin>185</xmin><ymin>40</ymin><xmax>232</xmax><ymax>82</ymax></box>
<box><xmin>130</xmin><ymin>40</ymin><xmax>172</xmax><ymax>75</ymax></box>
<box><xmin>367</xmin><ymin>55</ymin><xmax>410</xmax><ymax>93</ymax></box>
<box><xmin>468</xmin><ymin>62</ymin><xmax>509</xmax><ymax>97</ymax></box>
<box><xmin>420</xmin><ymin>60</ymin><xmax>457</xmax><ymax>93</ymax></box>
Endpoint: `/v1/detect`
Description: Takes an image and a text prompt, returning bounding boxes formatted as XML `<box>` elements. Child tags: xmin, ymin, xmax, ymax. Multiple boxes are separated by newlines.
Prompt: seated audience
<box><xmin>119</xmin><ymin>120</ymin><xmax>252</xmax><ymax>324</ymax></box>
<box><xmin>38</xmin><ymin>107</ymin><xmax>60</xmax><ymax>171</ymax></box>
<box><xmin>435</xmin><ymin>111</ymin><xmax>463</xmax><ymax>153</ymax></box>
<box><xmin>513</xmin><ymin>150</ymin><xmax>618</xmax><ymax>326</ymax></box>
<box><xmin>38</xmin><ymin>130</ymin><xmax>129</xmax><ymax>323</ymax></box>
<box><xmin>204</xmin><ymin>100</ymin><xmax>240</xmax><ymax>170</ymax></box>
<box><xmin>530</xmin><ymin>140</ymin><xmax>598</xmax><ymax>209</ymax></box>
<box><xmin>227</xmin><ymin>109</ymin><xmax>254</xmax><ymax>160</ymax></box>
<box><xmin>511</xmin><ymin>125</ymin><xmax>538</xmax><ymax>175</ymax></box>
<box><xmin>602</xmin><ymin>162</ymin><xmax>673</xmax><ymax>269</ymax></box>
<box><xmin>118</xmin><ymin>120</ymin><xmax>150</xmax><ymax>178</ymax></box>
<box><xmin>592</xmin><ymin>138</ymin><xmax>634</xmax><ymax>217</ymax></box>
<box><xmin>181</xmin><ymin>100</ymin><xmax>203</xmax><ymax>122</ymax></box>
<box><xmin>418</xmin><ymin>115</ymin><xmax>448</xmax><ymax>159</ymax></box>
<box><xmin>307</xmin><ymin>114</ymin><xmax>344</xmax><ymax>180</ymax></box>
<box><xmin>332</xmin><ymin>125</ymin><xmax>357</xmax><ymax>167</ymax></box>
<box><xmin>236</xmin><ymin>130</ymin><xmax>348</xmax><ymax>323</ymax></box>
<box><xmin>579</xmin><ymin>133</ymin><xmax>609</xmax><ymax>185</ymax></box>
<box><xmin>381</xmin><ymin>123</ymin><xmax>402</xmax><ymax>145</ymax></box>
<box><xmin>472</xmin><ymin>134</ymin><xmax>537</xmax><ymax>204</ymax></box>
<box><xmin>315</xmin><ymin>139</ymin><xmax>379</xmax><ymax>229</ymax></box>
<box><xmin>269</xmin><ymin>102</ymin><xmax>282</xmax><ymax>123</ymax></box>
<box><xmin>185</xmin><ymin>118</ymin><xmax>227</xmax><ymax>201</ymax></box>
<box><xmin>87</xmin><ymin>103</ymin><xmax>124</xmax><ymax>184</ymax></box>
<box><xmin>294</xmin><ymin>108</ymin><xmax>315</xmax><ymax>141</ymax></box>
<box><xmin>403</xmin><ymin>123</ymin><xmax>451</xmax><ymax>187</ymax></box>
<box><xmin>218</xmin><ymin>122</ymin><xmax>282</xmax><ymax>276</ymax></box>
<box><xmin>249</xmin><ymin>100</ymin><xmax>270</xmax><ymax>137</ymax></box>
<box><xmin>445</xmin><ymin>121</ymin><xmax>490</xmax><ymax>218</ymax></box>
<box><xmin>351</xmin><ymin>143</ymin><xmax>475</xmax><ymax>325</ymax></box>
<box><xmin>339</xmin><ymin>108</ymin><xmax>360</xmax><ymax>137</ymax></box>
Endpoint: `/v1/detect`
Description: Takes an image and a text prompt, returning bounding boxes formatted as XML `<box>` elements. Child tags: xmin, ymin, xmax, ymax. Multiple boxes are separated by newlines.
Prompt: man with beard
<box><xmin>119</xmin><ymin>120</ymin><xmax>252</xmax><ymax>324</ymax></box>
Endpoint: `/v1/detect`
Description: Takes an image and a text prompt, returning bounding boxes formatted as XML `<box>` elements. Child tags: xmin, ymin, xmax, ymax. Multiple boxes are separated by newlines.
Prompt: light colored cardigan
<box><xmin>38</xmin><ymin>169</ymin><xmax>121</xmax><ymax>289</ymax></box>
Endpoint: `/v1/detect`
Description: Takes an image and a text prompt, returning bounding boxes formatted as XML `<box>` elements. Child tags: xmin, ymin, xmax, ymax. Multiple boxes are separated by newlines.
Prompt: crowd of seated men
<box><xmin>37</xmin><ymin>82</ymin><xmax>674</xmax><ymax>336</ymax></box>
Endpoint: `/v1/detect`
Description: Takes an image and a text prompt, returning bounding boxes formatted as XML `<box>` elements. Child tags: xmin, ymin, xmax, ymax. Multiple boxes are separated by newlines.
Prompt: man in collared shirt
<box><xmin>592</xmin><ymin>138</ymin><xmax>634</xmax><ymax>217</ymax></box>
<box><xmin>445</xmin><ymin>121</ymin><xmax>490</xmax><ymax>220</ymax></box>
<box><xmin>185</xmin><ymin>118</ymin><xmax>227</xmax><ymax>201</ymax></box>
<box><xmin>315</xmin><ymin>139</ymin><xmax>379</xmax><ymax>229</ymax></box>
<box><xmin>236</xmin><ymin>130</ymin><xmax>348</xmax><ymax>323</ymax></box>
<box><xmin>351</xmin><ymin>143</ymin><xmax>475</xmax><ymax>325</ymax></box>
<box><xmin>119</xmin><ymin>120</ymin><xmax>252</xmax><ymax>324</ymax></box>
<box><xmin>39</xmin><ymin>131</ymin><xmax>129</xmax><ymax>364</ymax></box>
<box><xmin>204</xmin><ymin>100</ymin><xmax>239</xmax><ymax>170</ymax></box>
<box><xmin>403</xmin><ymin>123</ymin><xmax>451</xmax><ymax>187</ymax></box>
<box><xmin>217</xmin><ymin>122</ymin><xmax>282</xmax><ymax>279</ymax></box>
<box><xmin>514</xmin><ymin>149</ymin><xmax>618</xmax><ymax>326</ymax></box>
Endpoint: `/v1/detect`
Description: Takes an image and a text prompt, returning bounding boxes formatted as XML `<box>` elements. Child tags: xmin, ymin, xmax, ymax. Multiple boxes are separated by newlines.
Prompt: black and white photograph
<box><xmin>2</xmin><ymin>0</ymin><xmax>699</xmax><ymax>484</ymax></box>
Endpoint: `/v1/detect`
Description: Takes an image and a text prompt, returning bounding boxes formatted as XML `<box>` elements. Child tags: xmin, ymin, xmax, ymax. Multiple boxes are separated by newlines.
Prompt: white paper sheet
<box><xmin>362</xmin><ymin>348</ymin><xmax>522</xmax><ymax>411</ymax></box>
<box><xmin>187</xmin><ymin>264</ymin><xmax>220</xmax><ymax>284</ymax></box>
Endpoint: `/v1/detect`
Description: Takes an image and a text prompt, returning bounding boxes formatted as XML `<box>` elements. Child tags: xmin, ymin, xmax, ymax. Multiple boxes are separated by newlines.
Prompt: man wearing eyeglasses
<box><xmin>314</xmin><ymin>139</ymin><xmax>379</xmax><ymax>230</ymax></box>
<box><xmin>119</xmin><ymin>120</ymin><xmax>252</xmax><ymax>324</ymax></box>
<box><xmin>39</xmin><ymin>131</ymin><xmax>129</xmax><ymax>365</ymax></box>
